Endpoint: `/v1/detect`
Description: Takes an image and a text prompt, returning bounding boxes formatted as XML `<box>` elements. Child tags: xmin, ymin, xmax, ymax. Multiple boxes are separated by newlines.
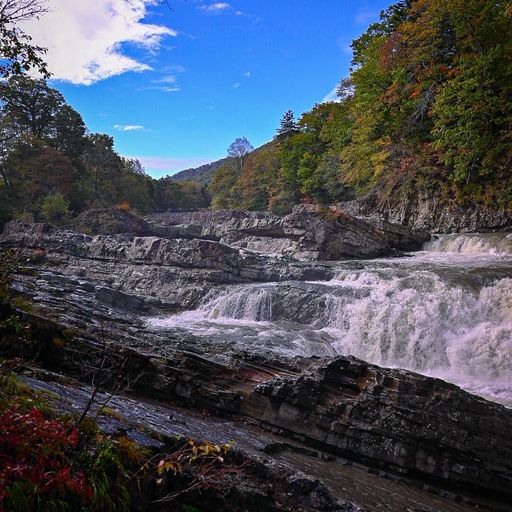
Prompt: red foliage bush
<box><xmin>0</xmin><ymin>407</ymin><xmax>92</xmax><ymax>511</ymax></box>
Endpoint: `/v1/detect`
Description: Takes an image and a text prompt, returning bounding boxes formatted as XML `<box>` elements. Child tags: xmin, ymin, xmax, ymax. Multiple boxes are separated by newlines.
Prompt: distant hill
<box><xmin>169</xmin><ymin>158</ymin><xmax>227</xmax><ymax>186</ymax></box>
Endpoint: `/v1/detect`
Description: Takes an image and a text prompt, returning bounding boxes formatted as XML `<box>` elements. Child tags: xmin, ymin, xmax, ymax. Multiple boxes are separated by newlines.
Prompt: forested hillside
<box><xmin>170</xmin><ymin>158</ymin><xmax>226</xmax><ymax>186</ymax></box>
<box><xmin>0</xmin><ymin>77</ymin><xmax>209</xmax><ymax>227</ymax></box>
<box><xmin>210</xmin><ymin>0</ymin><xmax>512</xmax><ymax>213</ymax></box>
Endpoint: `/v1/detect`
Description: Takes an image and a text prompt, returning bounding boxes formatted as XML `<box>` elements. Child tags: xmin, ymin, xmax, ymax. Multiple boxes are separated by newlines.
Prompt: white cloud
<box><xmin>21</xmin><ymin>0</ymin><xmax>176</xmax><ymax>85</ymax></box>
<box><xmin>157</xmin><ymin>75</ymin><xmax>177</xmax><ymax>84</ymax></box>
<box><xmin>169</xmin><ymin>64</ymin><xmax>186</xmax><ymax>73</ymax></box>
<box><xmin>114</xmin><ymin>124</ymin><xmax>145</xmax><ymax>132</ymax></box>
<box><xmin>244</xmin><ymin>71</ymin><xmax>251</xmax><ymax>77</ymax></box>
<box><xmin>322</xmin><ymin>84</ymin><xmax>341</xmax><ymax>103</ymax></box>
<box><xmin>232</xmin><ymin>82</ymin><xmax>240</xmax><ymax>89</ymax></box>
<box><xmin>198</xmin><ymin>2</ymin><xmax>232</xmax><ymax>14</ymax></box>
<box><xmin>146</xmin><ymin>85</ymin><xmax>180</xmax><ymax>93</ymax></box>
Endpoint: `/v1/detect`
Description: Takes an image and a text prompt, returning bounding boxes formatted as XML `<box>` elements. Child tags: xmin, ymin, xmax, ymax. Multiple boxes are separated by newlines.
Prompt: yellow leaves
<box><xmin>156</xmin><ymin>438</ymin><xmax>233</xmax><ymax>482</ymax></box>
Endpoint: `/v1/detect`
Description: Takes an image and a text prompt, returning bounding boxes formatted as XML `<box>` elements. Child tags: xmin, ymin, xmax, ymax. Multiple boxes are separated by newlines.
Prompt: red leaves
<box><xmin>0</xmin><ymin>407</ymin><xmax>93</xmax><ymax>511</ymax></box>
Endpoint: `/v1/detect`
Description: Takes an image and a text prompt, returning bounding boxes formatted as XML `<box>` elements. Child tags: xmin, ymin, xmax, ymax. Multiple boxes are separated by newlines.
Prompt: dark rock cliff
<box><xmin>341</xmin><ymin>192</ymin><xmax>512</xmax><ymax>233</ymax></box>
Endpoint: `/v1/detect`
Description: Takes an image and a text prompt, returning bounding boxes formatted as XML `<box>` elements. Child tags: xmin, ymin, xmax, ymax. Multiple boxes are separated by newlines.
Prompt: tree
<box><xmin>238</xmin><ymin>142</ymin><xmax>281</xmax><ymax>211</ymax></box>
<box><xmin>275</xmin><ymin>110</ymin><xmax>298</xmax><ymax>138</ymax></box>
<box><xmin>54</xmin><ymin>105</ymin><xmax>87</xmax><ymax>158</ymax></box>
<box><xmin>0</xmin><ymin>0</ymin><xmax>49</xmax><ymax>78</ymax></box>
<box><xmin>83</xmin><ymin>133</ymin><xmax>122</xmax><ymax>202</ymax></box>
<box><xmin>227</xmin><ymin>137</ymin><xmax>253</xmax><ymax>174</ymax></box>
<box><xmin>0</xmin><ymin>76</ymin><xmax>64</xmax><ymax>138</ymax></box>
<box><xmin>209</xmin><ymin>162</ymin><xmax>240</xmax><ymax>209</ymax></box>
<box><xmin>0</xmin><ymin>110</ymin><xmax>18</xmax><ymax>188</ymax></box>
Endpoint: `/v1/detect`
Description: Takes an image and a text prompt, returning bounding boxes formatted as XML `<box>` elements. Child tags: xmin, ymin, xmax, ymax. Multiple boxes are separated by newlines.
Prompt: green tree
<box><xmin>83</xmin><ymin>133</ymin><xmax>123</xmax><ymax>202</ymax></box>
<box><xmin>0</xmin><ymin>76</ymin><xmax>64</xmax><ymax>139</ymax></box>
<box><xmin>275</xmin><ymin>110</ymin><xmax>298</xmax><ymax>139</ymax></box>
<box><xmin>54</xmin><ymin>105</ymin><xmax>87</xmax><ymax>158</ymax></box>
<box><xmin>227</xmin><ymin>137</ymin><xmax>254</xmax><ymax>174</ymax></box>
<box><xmin>209</xmin><ymin>162</ymin><xmax>240</xmax><ymax>209</ymax></box>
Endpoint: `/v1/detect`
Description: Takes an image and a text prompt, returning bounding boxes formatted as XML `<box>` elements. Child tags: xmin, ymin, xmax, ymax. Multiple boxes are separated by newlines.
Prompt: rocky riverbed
<box><xmin>1</xmin><ymin>207</ymin><xmax>512</xmax><ymax>511</ymax></box>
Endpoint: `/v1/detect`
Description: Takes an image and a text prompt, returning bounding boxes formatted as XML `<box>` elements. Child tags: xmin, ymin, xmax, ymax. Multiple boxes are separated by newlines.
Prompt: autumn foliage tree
<box><xmin>209</xmin><ymin>0</ymin><xmax>512</xmax><ymax>212</ymax></box>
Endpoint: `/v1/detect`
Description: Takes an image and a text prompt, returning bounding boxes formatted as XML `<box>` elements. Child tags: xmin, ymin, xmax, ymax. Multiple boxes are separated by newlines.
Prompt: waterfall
<box><xmin>424</xmin><ymin>233</ymin><xmax>512</xmax><ymax>255</ymax></box>
<box><xmin>148</xmin><ymin>233</ymin><xmax>512</xmax><ymax>404</ymax></box>
<box><xmin>207</xmin><ymin>286</ymin><xmax>273</xmax><ymax>322</ymax></box>
<box><xmin>324</xmin><ymin>272</ymin><xmax>512</xmax><ymax>382</ymax></box>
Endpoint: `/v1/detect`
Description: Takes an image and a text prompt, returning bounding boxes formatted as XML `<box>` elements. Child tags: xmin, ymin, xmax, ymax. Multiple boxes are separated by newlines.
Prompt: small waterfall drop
<box><xmin>424</xmin><ymin>232</ymin><xmax>512</xmax><ymax>255</ymax></box>
<box><xmin>148</xmin><ymin>232</ymin><xmax>512</xmax><ymax>405</ymax></box>
<box><xmin>208</xmin><ymin>286</ymin><xmax>273</xmax><ymax>322</ymax></box>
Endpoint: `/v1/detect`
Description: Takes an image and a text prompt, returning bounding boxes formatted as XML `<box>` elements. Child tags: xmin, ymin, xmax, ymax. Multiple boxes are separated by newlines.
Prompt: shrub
<box><xmin>0</xmin><ymin>407</ymin><xmax>93</xmax><ymax>511</ymax></box>
<box><xmin>40</xmin><ymin>193</ymin><xmax>69</xmax><ymax>224</ymax></box>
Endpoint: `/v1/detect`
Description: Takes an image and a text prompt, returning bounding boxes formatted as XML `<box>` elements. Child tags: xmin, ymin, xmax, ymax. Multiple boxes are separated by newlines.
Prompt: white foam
<box><xmin>147</xmin><ymin>233</ymin><xmax>512</xmax><ymax>405</ymax></box>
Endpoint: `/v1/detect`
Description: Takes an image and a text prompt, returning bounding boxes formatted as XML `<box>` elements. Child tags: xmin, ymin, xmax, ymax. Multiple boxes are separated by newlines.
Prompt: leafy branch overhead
<box><xmin>0</xmin><ymin>0</ymin><xmax>50</xmax><ymax>78</ymax></box>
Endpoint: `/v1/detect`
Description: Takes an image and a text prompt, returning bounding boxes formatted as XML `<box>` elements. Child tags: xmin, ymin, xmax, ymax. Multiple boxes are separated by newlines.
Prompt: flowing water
<box><xmin>148</xmin><ymin>233</ymin><xmax>512</xmax><ymax>406</ymax></box>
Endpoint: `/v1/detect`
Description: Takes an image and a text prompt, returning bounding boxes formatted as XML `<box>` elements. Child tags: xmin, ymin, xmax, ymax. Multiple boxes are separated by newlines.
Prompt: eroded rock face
<box><xmin>148</xmin><ymin>205</ymin><xmax>429</xmax><ymax>260</ymax></box>
<box><xmin>4</xmin><ymin>300</ymin><xmax>510</xmax><ymax>507</ymax></box>
<box><xmin>1</xmin><ymin>218</ymin><xmax>511</xmax><ymax>510</ymax></box>
<box><xmin>341</xmin><ymin>192</ymin><xmax>512</xmax><ymax>234</ymax></box>
<box><xmin>0</xmin><ymin>220</ymin><xmax>340</xmax><ymax>314</ymax></box>
<box><xmin>247</xmin><ymin>357</ymin><xmax>512</xmax><ymax>498</ymax></box>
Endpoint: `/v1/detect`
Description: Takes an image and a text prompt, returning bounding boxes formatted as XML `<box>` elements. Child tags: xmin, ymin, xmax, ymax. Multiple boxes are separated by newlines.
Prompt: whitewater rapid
<box><xmin>148</xmin><ymin>233</ymin><xmax>512</xmax><ymax>406</ymax></box>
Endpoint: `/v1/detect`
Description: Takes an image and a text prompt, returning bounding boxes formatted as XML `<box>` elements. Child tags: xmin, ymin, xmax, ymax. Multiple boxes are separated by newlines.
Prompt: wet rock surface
<box><xmin>1</xmin><ymin>219</ymin><xmax>511</xmax><ymax>511</ymax></box>
<box><xmin>249</xmin><ymin>358</ymin><xmax>512</xmax><ymax>499</ymax></box>
<box><xmin>2</xmin><ymin>300</ymin><xmax>511</xmax><ymax>511</ymax></box>
<box><xmin>19</xmin><ymin>369</ymin><xmax>493</xmax><ymax>512</ymax></box>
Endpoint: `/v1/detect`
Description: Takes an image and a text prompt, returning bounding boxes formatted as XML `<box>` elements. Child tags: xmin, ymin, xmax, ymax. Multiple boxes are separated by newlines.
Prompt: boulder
<box><xmin>73</xmin><ymin>207</ymin><xmax>158</xmax><ymax>236</ymax></box>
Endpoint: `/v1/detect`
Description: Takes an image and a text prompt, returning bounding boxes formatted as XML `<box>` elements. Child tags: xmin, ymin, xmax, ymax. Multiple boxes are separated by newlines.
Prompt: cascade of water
<box><xmin>207</xmin><ymin>286</ymin><xmax>273</xmax><ymax>322</ymax></box>
<box><xmin>424</xmin><ymin>233</ymin><xmax>512</xmax><ymax>255</ymax></box>
<box><xmin>324</xmin><ymin>272</ymin><xmax>512</xmax><ymax>383</ymax></box>
<box><xmin>147</xmin><ymin>233</ymin><xmax>512</xmax><ymax>404</ymax></box>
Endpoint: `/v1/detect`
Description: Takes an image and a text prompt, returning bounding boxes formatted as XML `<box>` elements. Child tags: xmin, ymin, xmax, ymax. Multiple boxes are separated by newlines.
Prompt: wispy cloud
<box><xmin>244</xmin><ymin>71</ymin><xmax>251</xmax><ymax>77</ymax></box>
<box><xmin>322</xmin><ymin>84</ymin><xmax>341</xmax><ymax>104</ymax></box>
<box><xmin>114</xmin><ymin>124</ymin><xmax>145</xmax><ymax>131</ymax></box>
<box><xmin>149</xmin><ymin>64</ymin><xmax>185</xmax><ymax>92</ymax></box>
<box><xmin>354</xmin><ymin>9</ymin><xmax>380</xmax><ymax>25</ymax></box>
<box><xmin>198</xmin><ymin>2</ymin><xmax>233</xmax><ymax>14</ymax></box>
<box><xmin>232</xmin><ymin>82</ymin><xmax>241</xmax><ymax>89</ymax></box>
<box><xmin>157</xmin><ymin>75</ymin><xmax>178</xmax><ymax>84</ymax></box>
<box><xmin>146</xmin><ymin>85</ymin><xmax>180</xmax><ymax>93</ymax></box>
<box><xmin>21</xmin><ymin>0</ymin><xmax>176</xmax><ymax>85</ymax></box>
<box><xmin>166</xmin><ymin>64</ymin><xmax>186</xmax><ymax>73</ymax></box>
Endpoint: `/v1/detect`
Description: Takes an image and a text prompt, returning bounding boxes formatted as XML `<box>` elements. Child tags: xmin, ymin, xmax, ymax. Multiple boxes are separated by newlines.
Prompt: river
<box><xmin>148</xmin><ymin>233</ymin><xmax>512</xmax><ymax>406</ymax></box>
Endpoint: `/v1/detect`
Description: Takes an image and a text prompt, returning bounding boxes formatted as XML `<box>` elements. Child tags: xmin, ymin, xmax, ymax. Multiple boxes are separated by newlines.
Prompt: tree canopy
<box><xmin>0</xmin><ymin>76</ymin><xmax>210</xmax><ymax>227</ymax></box>
<box><xmin>209</xmin><ymin>0</ymin><xmax>512</xmax><ymax>212</ymax></box>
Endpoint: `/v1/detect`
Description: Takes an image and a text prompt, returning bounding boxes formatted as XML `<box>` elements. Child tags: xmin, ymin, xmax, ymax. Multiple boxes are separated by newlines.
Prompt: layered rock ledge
<box><xmin>147</xmin><ymin>205</ymin><xmax>429</xmax><ymax>259</ymax></box>
<box><xmin>1</xmin><ymin>217</ymin><xmax>511</xmax><ymax>511</ymax></box>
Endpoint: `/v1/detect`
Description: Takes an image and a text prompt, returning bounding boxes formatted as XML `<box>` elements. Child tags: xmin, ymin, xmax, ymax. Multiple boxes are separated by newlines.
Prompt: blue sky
<box><xmin>25</xmin><ymin>0</ymin><xmax>392</xmax><ymax>177</ymax></box>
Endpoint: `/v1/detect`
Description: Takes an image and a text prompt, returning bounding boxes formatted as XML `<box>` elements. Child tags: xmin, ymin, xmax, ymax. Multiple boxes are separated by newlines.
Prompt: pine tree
<box><xmin>276</xmin><ymin>110</ymin><xmax>299</xmax><ymax>138</ymax></box>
